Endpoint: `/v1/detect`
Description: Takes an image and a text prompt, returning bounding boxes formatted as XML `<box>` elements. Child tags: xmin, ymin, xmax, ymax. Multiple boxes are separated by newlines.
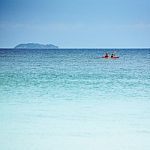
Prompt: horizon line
<box><xmin>0</xmin><ymin>47</ymin><xmax>150</xmax><ymax>50</ymax></box>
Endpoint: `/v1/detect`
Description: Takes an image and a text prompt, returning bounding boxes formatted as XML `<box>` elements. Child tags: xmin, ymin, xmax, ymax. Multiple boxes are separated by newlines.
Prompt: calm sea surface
<box><xmin>0</xmin><ymin>49</ymin><xmax>150</xmax><ymax>150</ymax></box>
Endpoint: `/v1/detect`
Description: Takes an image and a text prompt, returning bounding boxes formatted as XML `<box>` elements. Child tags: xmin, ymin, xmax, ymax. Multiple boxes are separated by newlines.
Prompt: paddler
<box><xmin>111</xmin><ymin>52</ymin><xmax>115</xmax><ymax>58</ymax></box>
<box><xmin>105</xmin><ymin>52</ymin><xmax>109</xmax><ymax>58</ymax></box>
<box><xmin>111</xmin><ymin>53</ymin><xmax>114</xmax><ymax>58</ymax></box>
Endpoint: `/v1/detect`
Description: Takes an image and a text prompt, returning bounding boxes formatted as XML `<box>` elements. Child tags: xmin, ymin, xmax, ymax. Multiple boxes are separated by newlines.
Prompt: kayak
<box><xmin>102</xmin><ymin>56</ymin><xmax>109</xmax><ymax>58</ymax></box>
<box><xmin>111</xmin><ymin>56</ymin><xmax>119</xmax><ymax>59</ymax></box>
<box><xmin>102</xmin><ymin>56</ymin><xmax>119</xmax><ymax>59</ymax></box>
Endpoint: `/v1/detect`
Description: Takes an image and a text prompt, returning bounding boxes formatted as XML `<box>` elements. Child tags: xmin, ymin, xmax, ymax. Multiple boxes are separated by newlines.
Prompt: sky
<box><xmin>0</xmin><ymin>0</ymin><xmax>150</xmax><ymax>48</ymax></box>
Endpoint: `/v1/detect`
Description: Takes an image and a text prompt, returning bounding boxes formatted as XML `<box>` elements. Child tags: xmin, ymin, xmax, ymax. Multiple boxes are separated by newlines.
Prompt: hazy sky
<box><xmin>0</xmin><ymin>0</ymin><xmax>150</xmax><ymax>48</ymax></box>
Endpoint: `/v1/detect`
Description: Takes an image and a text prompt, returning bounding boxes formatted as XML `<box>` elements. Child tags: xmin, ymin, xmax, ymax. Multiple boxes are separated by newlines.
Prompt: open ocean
<box><xmin>0</xmin><ymin>48</ymin><xmax>150</xmax><ymax>150</ymax></box>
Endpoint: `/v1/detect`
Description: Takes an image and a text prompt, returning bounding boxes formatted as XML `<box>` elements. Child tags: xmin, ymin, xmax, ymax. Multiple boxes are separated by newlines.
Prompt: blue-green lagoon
<box><xmin>0</xmin><ymin>49</ymin><xmax>150</xmax><ymax>150</ymax></box>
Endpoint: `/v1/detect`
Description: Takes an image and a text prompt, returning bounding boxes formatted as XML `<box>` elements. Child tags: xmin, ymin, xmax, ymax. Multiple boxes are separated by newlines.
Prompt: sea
<box><xmin>0</xmin><ymin>48</ymin><xmax>150</xmax><ymax>150</ymax></box>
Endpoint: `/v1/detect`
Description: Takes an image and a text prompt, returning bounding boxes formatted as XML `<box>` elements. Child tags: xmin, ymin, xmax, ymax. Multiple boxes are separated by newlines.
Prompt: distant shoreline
<box><xmin>0</xmin><ymin>48</ymin><xmax>150</xmax><ymax>50</ymax></box>
<box><xmin>14</xmin><ymin>43</ymin><xmax>59</xmax><ymax>49</ymax></box>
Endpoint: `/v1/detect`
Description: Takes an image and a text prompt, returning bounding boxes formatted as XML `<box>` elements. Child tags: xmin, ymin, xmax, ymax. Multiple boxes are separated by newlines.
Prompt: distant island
<box><xmin>14</xmin><ymin>43</ymin><xmax>59</xmax><ymax>49</ymax></box>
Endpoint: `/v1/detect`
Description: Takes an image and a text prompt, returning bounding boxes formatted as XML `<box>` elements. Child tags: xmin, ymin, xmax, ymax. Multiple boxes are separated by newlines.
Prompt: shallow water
<box><xmin>0</xmin><ymin>49</ymin><xmax>150</xmax><ymax>150</ymax></box>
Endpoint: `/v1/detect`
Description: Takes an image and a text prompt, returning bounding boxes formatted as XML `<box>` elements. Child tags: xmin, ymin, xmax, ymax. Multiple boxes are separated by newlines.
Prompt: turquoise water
<box><xmin>0</xmin><ymin>49</ymin><xmax>150</xmax><ymax>150</ymax></box>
